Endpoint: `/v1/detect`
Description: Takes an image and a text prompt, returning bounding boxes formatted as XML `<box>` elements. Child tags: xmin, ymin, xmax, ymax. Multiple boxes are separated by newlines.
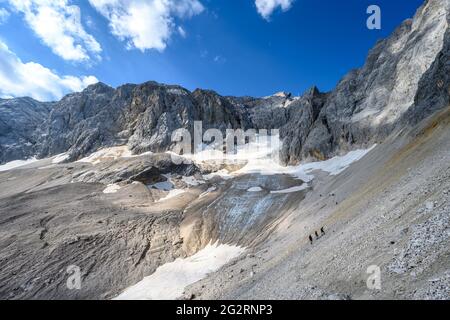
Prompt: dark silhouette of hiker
<box><xmin>320</xmin><ymin>226</ymin><xmax>325</xmax><ymax>235</ymax></box>
<box><xmin>315</xmin><ymin>231</ymin><xmax>319</xmax><ymax>239</ymax></box>
<box><xmin>309</xmin><ymin>235</ymin><xmax>313</xmax><ymax>244</ymax></box>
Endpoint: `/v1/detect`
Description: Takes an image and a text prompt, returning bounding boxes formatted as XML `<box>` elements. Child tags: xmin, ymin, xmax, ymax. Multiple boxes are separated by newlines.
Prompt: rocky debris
<box><xmin>0</xmin><ymin>173</ymin><xmax>186</xmax><ymax>299</ymax></box>
<box><xmin>71</xmin><ymin>153</ymin><xmax>199</xmax><ymax>186</ymax></box>
<box><xmin>181</xmin><ymin>101</ymin><xmax>450</xmax><ymax>300</ymax></box>
<box><xmin>388</xmin><ymin>201</ymin><xmax>449</xmax><ymax>277</ymax></box>
<box><xmin>412</xmin><ymin>271</ymin><xmax>450</xmax><ymax>300</ymax></box>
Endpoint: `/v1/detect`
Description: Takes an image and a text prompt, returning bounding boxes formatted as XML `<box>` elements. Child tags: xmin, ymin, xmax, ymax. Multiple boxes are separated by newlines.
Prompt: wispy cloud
<box><xmin>0</xmin><ymin>7</ymin><xmax>10</xmax><ymax>24</ymax></box>
<box><xmin>178</xmin><ymin>26</ymin><xmax>187</xmax><ymax>38</ymax></box>
<box><xmin>8</xmin><ymin>0</ymin><xmax>102</xmax><ymax>62</ymax></box>
<box><xmin>255</xmin><ymin>0</ymin><xmax>295</xmax><ymax>20</ymax></box>
<box><xmin>0</xmin><ymin>40</ymin><xmax>98</xmax><ymax>101</ymax></box>
<box><xmin>213</xmin><ymin>55</ymin><xmax>226</xmax><ymax>64</ymax></box>
<box><xmin>88</xmin><ymin>0</ymin><xmax>204</xmax><ymax>52</ymax></box>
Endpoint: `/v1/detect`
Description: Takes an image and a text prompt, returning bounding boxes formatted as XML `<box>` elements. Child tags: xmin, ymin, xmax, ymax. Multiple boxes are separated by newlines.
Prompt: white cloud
<box><xmin>255</xmin><ymin>0</ymin><xmax>294</xmax><ymax>20</ymax></box>
<box><xmin>0</xmin><ymin>7</ymin><xmax>10</xmax><ymax>24</ymax></box>
<box><xmin>178</xmin><ymin>26</ymin><xmax>186</xmax><ymax>38</ymax></box>
<box><xmin>213</xmin><ymin>55</ymin><xmax>226</xmax><ymax>64</ymax></box>
<box><xmin>0</xmin><ymin>40</ymin><xmax>99</xmax><ymax>101</ymax></box>
<box><xmin>88</xmin><ymin>0</ymin><xmax>204</xmax><ymax>51</ymax></box>
<box><xmin>8</xmin><ymin>0</ymin><xmax>102</xmax><ymax>62</ymax></box>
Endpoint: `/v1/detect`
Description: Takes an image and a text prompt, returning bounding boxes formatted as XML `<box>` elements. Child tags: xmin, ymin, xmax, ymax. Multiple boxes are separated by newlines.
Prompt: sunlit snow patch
<box><xmin>203</xmin><ymin>169</ymin><xmax>233</xmax><ymax>180</ymax></box>
<box><xmin>170</xmin><ymin>133</ymin><xmax>376</xmax><ymax>183</ymax></box>
<box><xmin>52</xmin><ymin>153</ymin><xmax>70</xmax><ymax>164</ymax></box>
<box><xmin>77</xmin><ymin>146</ymin><xmax>153</xmax><ymax>165</ymax></box>
<box><xmin>270</xmin><ymin>184</ymin><xmax>309</xmax><ymax>194</ymax></box>
<box><xmin>114</xmin><ymin>242</ymin><xmax>245</xmax><ymax>300</ymax></box>
<box><xmin>156</xmin><ymin>189</ymin><xmax>185</xmax><ymax>203</ymax></box>
<box><xmin>0</xmin><ymin>157</ymin><xmax>38</xmax><ymax>172</ymax></box>
<box><xmin>247</xmin><ymin>186</ymin><xmax>263</xmax><ymax>192</ymax></box>
<box><xmin>103</xmin><ymin>184</ymin><xmax>121</xmax><ymax>194</ymax></box>
<box><xmin>77</xmin><ymin>146</ymin><xmax>133</xmax><ymax>164</ymax></box>
<box><xmin>199</xmin><ymin>186</ymin><xmax>217</xmax><ymax>198</ymax></box>
<box><xmin>299</xmin><ymin>146</ymin><xmax>377</xmax><ymax>176</ymax></box>
<box><xmin>236</xmin><ymin>144</ymin><xmax>377</xmax><ymax>182</ymax></box>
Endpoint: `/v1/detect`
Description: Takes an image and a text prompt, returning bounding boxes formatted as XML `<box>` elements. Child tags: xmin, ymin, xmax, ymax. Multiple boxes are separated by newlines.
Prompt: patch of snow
<box><xmin>236</xmin><ymin>145</ymin><xmax>377</xmax><ymax>182</ymax></box>
<box><xmin>0</xmin><ymin>157</ymin><xmax>38</xmax><ymax>172</ymax></box>
<box><xmin>172</xmin><ymin>133</ymin><xmax>375</xmax><ymax>184</ymax></box>
<box><xmin>77</xmin><ymin>146</ymin><xmax>152</xmax><ymax>165</ymax></box>
<box><xmin>103</xmin><ymin>184</ymin><xmax>121</xmax><ymax>194</ymax></box>
<box><xmin>270</xmin><ymin>184</ymin><xmax>309</xmax><ymax>194</ymax></box>
<box><xmin>182</xmin><ymin>176</ymin><xmax>205</xmax><ymax>186</ymax></box>
<box><xmin>114</xmin><ymin>242</ymin><xmax>245</xmax><ymax>300</ymax></box>
<box><xmin>199</xmin><ymin>186</ymin><xmax>217</xmax><ymax>198</ymax></box>
<box><xmin>177</xmin><ymin>134</ymin><xmax>280</xmax><ymax>166</ymax></box>
<box><xmin>52</xmin><ymin>153</ymin><xmax>70</xmax><ymax>164</ymax></box>
<box><xmin>77</xmin><ymin>146</ymin><xmax>133</xmax><ymax>165</ymax></box>
<box><xmin>299</xmin><ymin>146</ymin><xmax>377</xmax><ymax>176</ymax></box>
<box><xmin>156</xmin><ymin>189</ymin><xmax>185</xmax><ymax>203</ymax></box>
<box><xmin>247</xmin><ymin>186</ymin><xmax>263</xmax><ymax>192</ymax></box>
<box><xmin>203</xmin><ymin>169</ymin><xmax>233</xmax><ymax>180</ymax></box>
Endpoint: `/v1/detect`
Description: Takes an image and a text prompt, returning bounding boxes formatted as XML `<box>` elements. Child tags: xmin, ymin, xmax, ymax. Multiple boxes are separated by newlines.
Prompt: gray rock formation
<box><xmin>0</xmin><ymin>0</ymin><xmax>448</xmax><ymax>167</ymax></box>
<box><xmin>0</xmin><ymin>97</ymin><xmax>52</xmax><ymax>163</ymax></box>
<box><xmin>285</xmin><ymin>0</ymin><xmax>449</xmax><ymax>162</ymax></box>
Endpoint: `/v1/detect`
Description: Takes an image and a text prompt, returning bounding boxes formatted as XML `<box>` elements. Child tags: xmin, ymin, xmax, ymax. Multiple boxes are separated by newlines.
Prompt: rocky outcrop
<box><xmin>289</xmin><ymin>0</ymin><xmax>450</xmax><ymax>162</ymax></box>
<box><xmin>0</xmin><ymin>97</ymin><xmax>52</xmax><ymax>163</ymax></box>
<box><xmin>0</xmin><ymin>0</ymin><xmax>448</xmax><ymax>166</ymax></box>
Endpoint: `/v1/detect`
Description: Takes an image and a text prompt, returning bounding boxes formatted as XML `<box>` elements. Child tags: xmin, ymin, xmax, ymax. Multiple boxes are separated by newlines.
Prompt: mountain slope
<box><xmin>184</xmin><ymin>106</ymin><xmax>450</xmax><ymax>300</ymax></box>
<box><xmin>0</xmin><ymin>0</ymin><xmax>448</xmax><ymax>300</ymax></box>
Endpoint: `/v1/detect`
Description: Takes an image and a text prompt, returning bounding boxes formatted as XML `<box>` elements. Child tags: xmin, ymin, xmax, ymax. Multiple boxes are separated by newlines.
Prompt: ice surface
<box><xmin>151</xmin><ymin>181</ymin><xmax>174</xmax><ymax>191</ymax></box>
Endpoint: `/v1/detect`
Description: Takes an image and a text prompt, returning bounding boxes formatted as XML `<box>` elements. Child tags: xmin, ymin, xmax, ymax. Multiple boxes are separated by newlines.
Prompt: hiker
<box><xmin>320</xmin><ymin>226</ymin><xmax>325</xmax><ymax>235</ymax></box>
<box><xmin>308</xmin><ymin>235</ymin><xmax>313</xmax><ymax>245</ymax></box>
<box><xmin>315</xmin><ymin>231</ymin><xmax>319</xmax><ymax>239</ymax></box>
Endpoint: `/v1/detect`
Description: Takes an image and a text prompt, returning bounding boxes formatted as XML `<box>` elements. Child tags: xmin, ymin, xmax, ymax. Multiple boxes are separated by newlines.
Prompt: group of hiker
<box><xmin>308</xmin><ymin>226</ymin><xmax>325</xmax><ymax>244</ymax></box>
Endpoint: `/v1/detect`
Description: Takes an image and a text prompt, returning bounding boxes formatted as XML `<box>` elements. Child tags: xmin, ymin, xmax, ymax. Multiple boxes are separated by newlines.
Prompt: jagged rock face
<box><xmin>0</xmin><ymin>98</ymin><xmax>52</xmax><ymax>163</ymax></box>
<box><xmin>0</xmin><ymin>0</ymin><xmax>448</xmax><ymax>166</ymax></box>
<box><xmin>405</xmin><ymin>18</ymin><xmax>450</xmax><ymax>126</ymax></box>
<box><xmin>38</xmin><ymin>83</ymin><xmax>123</xmax><ymax>161</ymax></box>
<box><xmin>302</xmin><ymin>0</ymin><xmax>449</xmax><ymax>160</ymax></box>
<box><xmin>279</xmin><ymin>87</ymin><xmax>328</xmax><ymax>164</ymax></box>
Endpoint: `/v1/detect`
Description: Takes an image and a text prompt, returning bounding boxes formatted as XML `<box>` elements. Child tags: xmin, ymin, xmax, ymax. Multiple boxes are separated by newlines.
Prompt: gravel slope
<box><xmin>183</xmin><ymin>107</ymin><xmax>450</xmax><ymax>300</ymax></box>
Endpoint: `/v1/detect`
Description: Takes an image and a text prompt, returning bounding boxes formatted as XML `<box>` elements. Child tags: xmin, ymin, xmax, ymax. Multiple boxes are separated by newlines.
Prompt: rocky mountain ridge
<box><xmin>0</xmin><ymin>0</ymin><xmax>448</xmax><ymax>166</ymax></box>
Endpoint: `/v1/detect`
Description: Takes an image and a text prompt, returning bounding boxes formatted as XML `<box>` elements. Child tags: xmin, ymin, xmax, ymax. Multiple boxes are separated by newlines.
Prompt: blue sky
<box><xmin>0</xmin><ymin>0</ymin><xmax>424</xmax><ymax>101</ymax></box>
